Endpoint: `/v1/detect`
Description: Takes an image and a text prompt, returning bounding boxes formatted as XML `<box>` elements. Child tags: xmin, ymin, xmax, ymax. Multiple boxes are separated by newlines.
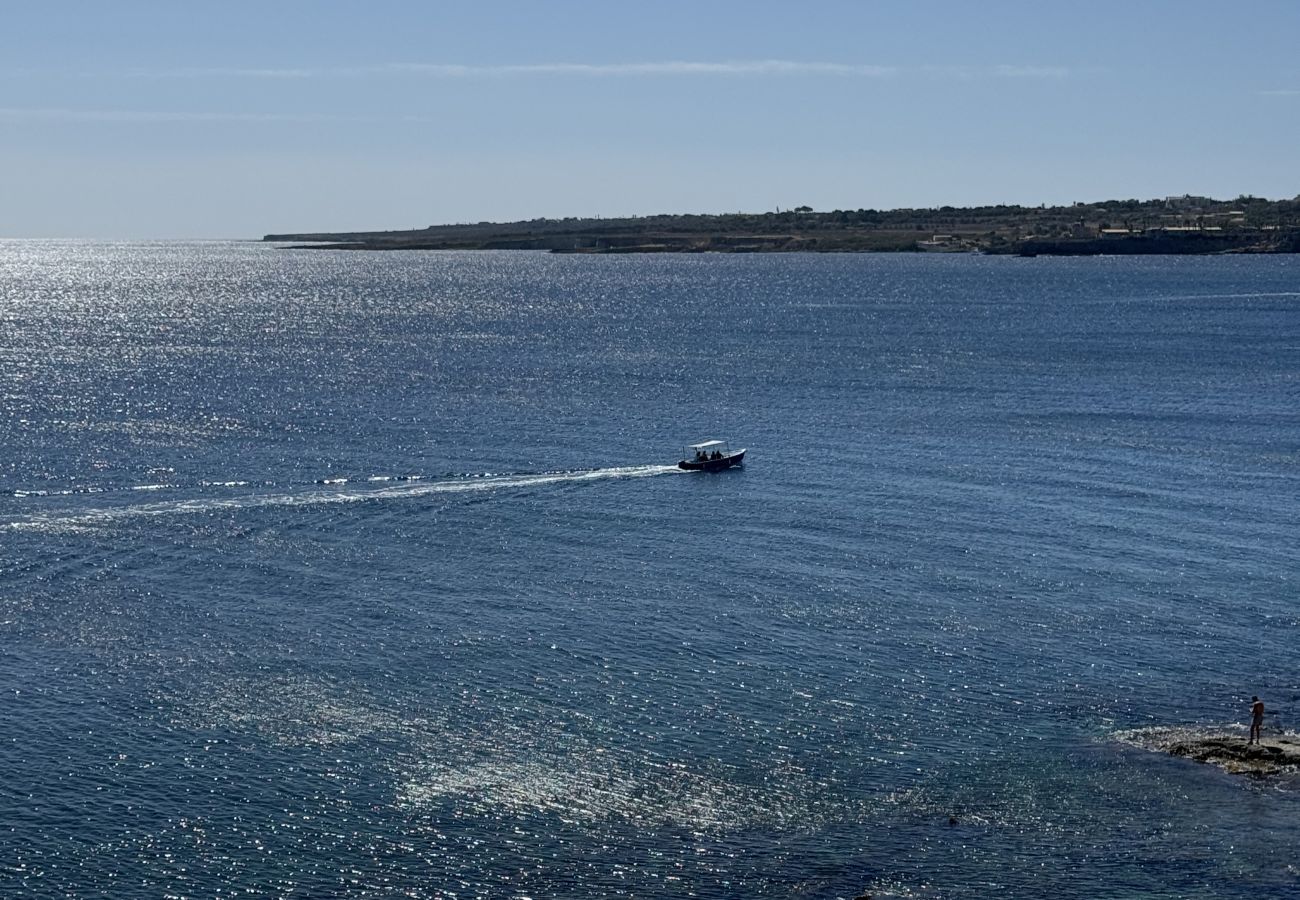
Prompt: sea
<box><xmin>1</xmin><ymin>242</ymin><xmax>1297</xmax><ymax>899</ymax></box>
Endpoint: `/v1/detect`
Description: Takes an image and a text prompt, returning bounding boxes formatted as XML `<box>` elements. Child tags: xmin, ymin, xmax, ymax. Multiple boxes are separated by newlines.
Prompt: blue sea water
<box><xmin>1</xmin><ymin>242</ymin><xmax>1297</xmax><ymax>898</ymax></box>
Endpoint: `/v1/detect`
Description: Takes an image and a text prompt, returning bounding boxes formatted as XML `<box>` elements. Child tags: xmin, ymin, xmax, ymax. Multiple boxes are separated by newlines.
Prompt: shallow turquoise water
<box><xmin>1</xmin><ymin>243</ymin><xmax>1297</xmax><ymax>897</ymax></box>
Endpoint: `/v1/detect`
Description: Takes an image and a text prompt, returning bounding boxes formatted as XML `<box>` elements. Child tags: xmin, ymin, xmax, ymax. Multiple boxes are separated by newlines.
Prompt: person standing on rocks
<box><xmin>1249</xmin><ymin>695</ymin><xmax>1265</xmax><ymax>744</ymax></box>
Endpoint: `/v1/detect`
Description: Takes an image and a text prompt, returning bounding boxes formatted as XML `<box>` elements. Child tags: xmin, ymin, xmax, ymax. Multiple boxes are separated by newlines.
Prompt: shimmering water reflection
<box><xmin>1</xmin><ymin>242</ymin><xmax>1297</xmax><ymax>898</ymax></box>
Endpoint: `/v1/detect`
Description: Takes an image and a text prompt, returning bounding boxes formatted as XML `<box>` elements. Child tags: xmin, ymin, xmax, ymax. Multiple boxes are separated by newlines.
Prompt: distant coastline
<box><xmin>264</xmin><ymin>194</ymin><xmax>1300</xmax><ymax>255</ymax></box>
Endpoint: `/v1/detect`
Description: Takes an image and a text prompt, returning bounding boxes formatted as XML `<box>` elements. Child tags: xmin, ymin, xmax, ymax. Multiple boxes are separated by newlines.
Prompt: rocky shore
<box><xmin>1118</xmin><ymin>726</ymin><xmax>1300</xmax><ymax>776</ymax></box>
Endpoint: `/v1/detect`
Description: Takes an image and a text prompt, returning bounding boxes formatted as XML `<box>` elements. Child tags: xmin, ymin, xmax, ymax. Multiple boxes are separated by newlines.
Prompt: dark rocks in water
<box><xmin>1117</xmin><ymin>727</ymin><xmax>1300</xmax><ymax>776</ymax></box>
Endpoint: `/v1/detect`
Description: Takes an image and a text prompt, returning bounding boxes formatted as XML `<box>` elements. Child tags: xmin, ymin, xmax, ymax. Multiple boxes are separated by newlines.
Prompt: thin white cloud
<box><xmin>130</xmin><ymin>67</ymin><xmax>322</xmax><ymax>79</ymax></box>
<box><xmin>916</xmin><ymin>64</ymin><xmax>1074</xmax><ymax>80</ymax></box>
<box><xmin>108</xmin><ymin>60</ymin><xmax>1076</xmax><ymax>81</ymax></box>
<box><xmin>0</xmin><ymin>106</ymin><xmax>370</xmax><ymax>123</ymax></box>
<box><xmin>387</xmin><ymin>60</ymin><xmax>900</xmax><ymax>77</ymax></box>
<box><xmin>993</xmin><ymin>64</ymin><xmax>1070</xmax><ymax>79</ymax></box>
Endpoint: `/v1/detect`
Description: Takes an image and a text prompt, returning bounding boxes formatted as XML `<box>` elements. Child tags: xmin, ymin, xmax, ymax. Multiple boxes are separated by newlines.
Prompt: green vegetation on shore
<box><xmin>264</xmin><ymin>194</ymin><xmax>1300</xmax><ymax>255</ymax></box>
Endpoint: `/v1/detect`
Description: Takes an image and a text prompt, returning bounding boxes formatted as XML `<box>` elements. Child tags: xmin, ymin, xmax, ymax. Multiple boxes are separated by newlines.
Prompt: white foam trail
<box><xmin>9</xmin><ymin>487</ymin><xmax>106</xmax><ymax>498</ymax></box>
<box><xmin>3</xmin><ymin>465</ymin><xmax>683</xmax><ymax>532</ymax></box>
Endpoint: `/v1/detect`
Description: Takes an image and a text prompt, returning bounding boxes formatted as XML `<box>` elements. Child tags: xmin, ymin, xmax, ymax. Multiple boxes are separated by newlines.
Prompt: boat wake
<box><xmin>2</xmin><ymin>465</ymin><xmax>683</xmax><ymax>533</ymax></box>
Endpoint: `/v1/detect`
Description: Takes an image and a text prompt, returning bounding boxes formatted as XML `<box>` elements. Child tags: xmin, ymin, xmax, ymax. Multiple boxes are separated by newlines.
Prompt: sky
<box><xmin>2</xmin><ymin>0</ymin><xmax>1299</xmax><ymax>238</ymax></box>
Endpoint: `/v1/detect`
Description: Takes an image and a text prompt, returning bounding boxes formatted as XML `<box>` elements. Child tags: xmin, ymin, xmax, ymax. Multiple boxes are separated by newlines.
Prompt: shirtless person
<box><xmin>1249</xmin><ymin>695</ymin><xmax>1265</xmax><ymax>745</ymax></box>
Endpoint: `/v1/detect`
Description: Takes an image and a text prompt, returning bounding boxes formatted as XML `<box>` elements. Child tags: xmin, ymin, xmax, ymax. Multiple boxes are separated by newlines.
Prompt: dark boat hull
<box><xmin>678</xmin><ymin>450</ymin><xmax>745</xmax><ymax>472</ymax></box>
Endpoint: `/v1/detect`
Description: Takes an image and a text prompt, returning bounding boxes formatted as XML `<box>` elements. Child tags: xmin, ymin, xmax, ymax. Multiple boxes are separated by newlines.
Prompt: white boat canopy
<box><xmin>688</xmin><ymin>440</ymin><xmax>728</xmax><ymax>450</ymax></box>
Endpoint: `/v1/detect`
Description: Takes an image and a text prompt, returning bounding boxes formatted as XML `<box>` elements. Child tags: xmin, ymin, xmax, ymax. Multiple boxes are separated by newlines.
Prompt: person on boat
<box><xmin>1249</xmin><ymin>695</ymin><xmax>1265</xmax><ymax>744</ymax></box>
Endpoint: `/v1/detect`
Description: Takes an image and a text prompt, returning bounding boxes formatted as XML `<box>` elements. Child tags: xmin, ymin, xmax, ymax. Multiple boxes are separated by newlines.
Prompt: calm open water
<box><xmin>1</xmin><ymin>242</ymin><xmax>1297</xmax><ymax>898</ymax></box>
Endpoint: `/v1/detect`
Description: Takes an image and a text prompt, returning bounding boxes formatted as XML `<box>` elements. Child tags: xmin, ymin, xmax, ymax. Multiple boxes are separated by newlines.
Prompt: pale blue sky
<box><xmin>3</xmin><ymin>1</ymin><xmax>1298</xmax><ymax>237</ymax></box>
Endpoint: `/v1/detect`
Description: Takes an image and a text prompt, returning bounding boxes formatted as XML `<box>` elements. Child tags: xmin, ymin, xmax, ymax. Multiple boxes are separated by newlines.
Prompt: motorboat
<box><xmin>678</xmin><ymin>439</ymin><xmax>746</xmax><ymax>471</ymax></box>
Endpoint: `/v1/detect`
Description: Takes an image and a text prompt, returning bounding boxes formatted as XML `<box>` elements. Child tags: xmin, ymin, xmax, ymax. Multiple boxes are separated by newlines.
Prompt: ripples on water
<box><xmin>1</xmin><ymin>243</ymin><xmax>1297</xmax><ymax>898</ymax></box>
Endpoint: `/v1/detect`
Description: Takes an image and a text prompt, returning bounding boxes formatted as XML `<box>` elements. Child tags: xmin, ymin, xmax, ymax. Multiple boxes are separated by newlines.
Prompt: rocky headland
<box><xmin>1118</xmin><ymin>726</ymin><xmax>1300</xmax><ymax>777</ymax></box>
